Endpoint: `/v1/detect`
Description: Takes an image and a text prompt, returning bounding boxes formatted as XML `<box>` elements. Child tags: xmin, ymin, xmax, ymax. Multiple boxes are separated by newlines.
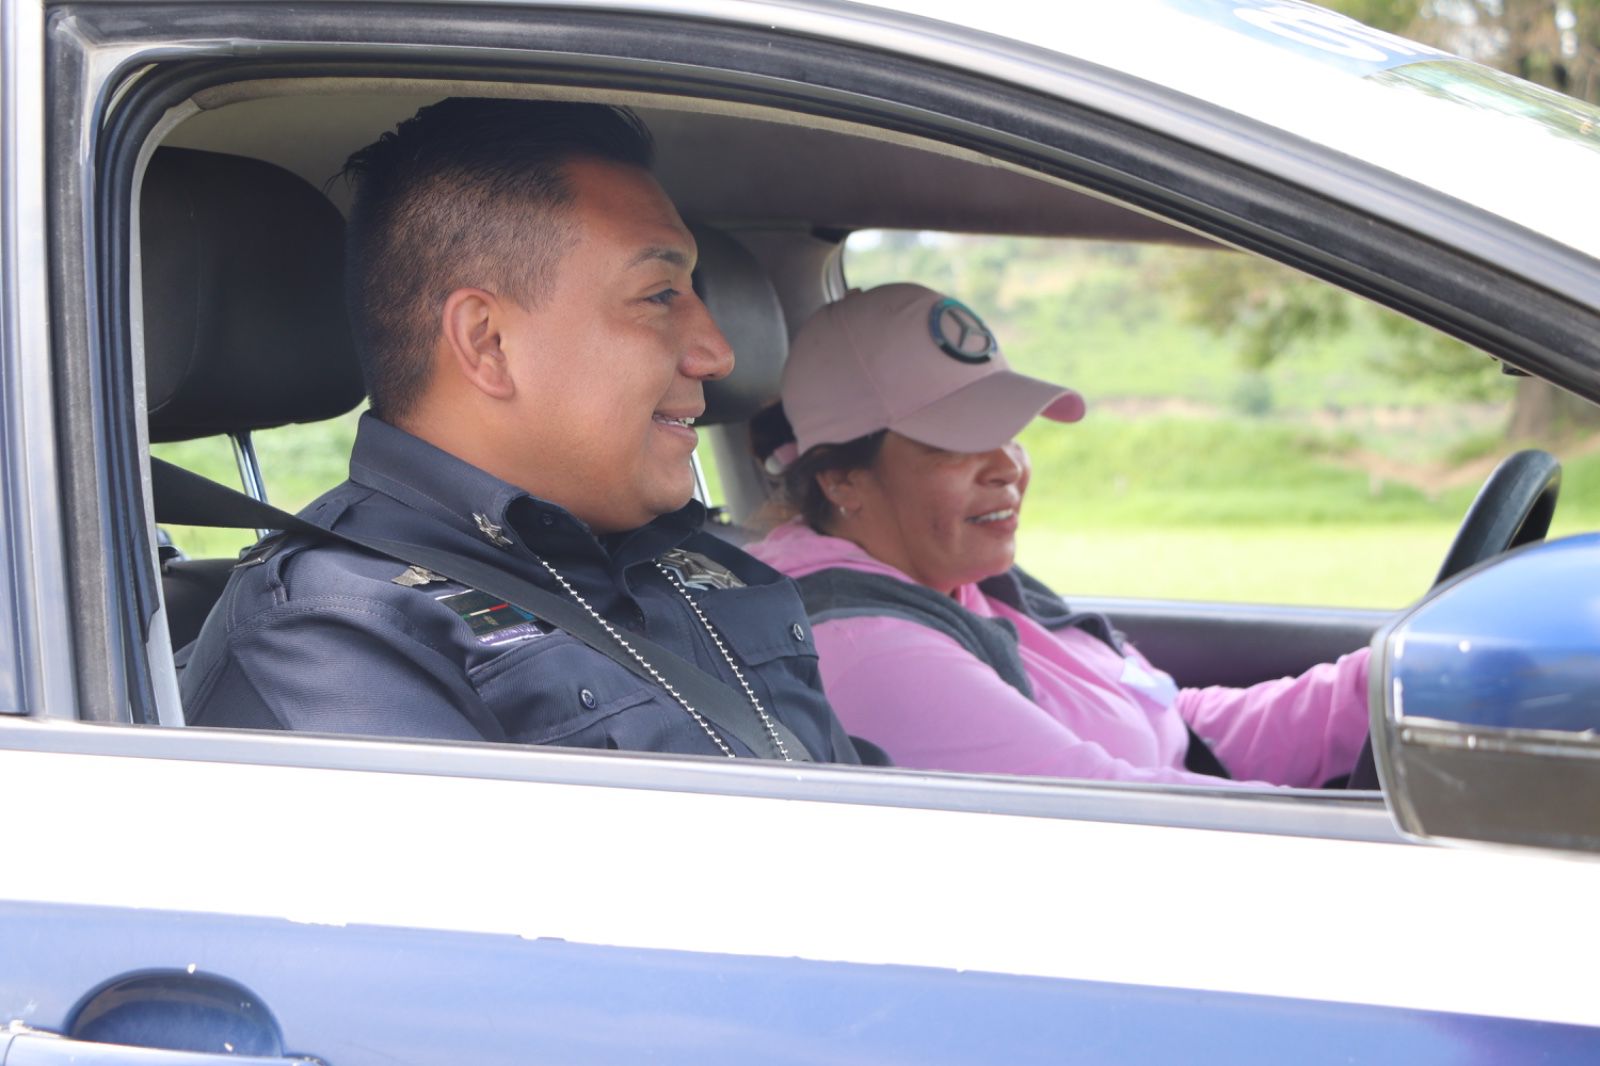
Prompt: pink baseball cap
<box><xmin>779</xmin><ymin>283</ymin><xmax>1085</xmax><ymax>460</ymax></box>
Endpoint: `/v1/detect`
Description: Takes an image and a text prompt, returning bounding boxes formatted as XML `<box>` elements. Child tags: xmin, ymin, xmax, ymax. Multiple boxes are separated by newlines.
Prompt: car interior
<box><xmin>136</xmin><ymin>80</ymin><xmax>1388</xmax><ymax>762</ymax></box>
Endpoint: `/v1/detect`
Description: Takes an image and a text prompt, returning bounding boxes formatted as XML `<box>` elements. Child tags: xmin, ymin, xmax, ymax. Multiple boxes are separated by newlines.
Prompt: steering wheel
<box><xmin>1431</xmin><ymin>449</ymin><xmax>1561</xmax><ymax>586</ymax></box>
<box><xmin>1344</xmin><ymin>449</ymin><xmax>1561</xmax><ymax>789</ymax></box>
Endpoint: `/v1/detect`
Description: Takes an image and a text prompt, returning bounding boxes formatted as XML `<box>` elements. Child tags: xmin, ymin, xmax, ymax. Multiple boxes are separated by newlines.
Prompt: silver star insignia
<box><xmin>472</xmin><ymin>512</ymin><xmax>514</xmax><ymax>549</ymax></box>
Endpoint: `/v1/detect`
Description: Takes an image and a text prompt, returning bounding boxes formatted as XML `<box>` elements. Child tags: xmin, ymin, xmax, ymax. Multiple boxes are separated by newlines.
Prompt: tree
<box><xmin>1182</xmin><ymin>0</ymin><xmax>1600</xmax><ymax>440</ymax></box>
<box><xmin>1349</xmin><ymin>0</ymin><xmax>1600</xmax><ymax>438</ymax></box>
<box><xmin>1165</xmin><ymin>251</ymin><xmax>1504</xmax><ymax>402</ymax></box>
<box><xmin>1327</xmin><ymin>0</ymin><xmax>1600</xmax><ymax>99</ymax></box>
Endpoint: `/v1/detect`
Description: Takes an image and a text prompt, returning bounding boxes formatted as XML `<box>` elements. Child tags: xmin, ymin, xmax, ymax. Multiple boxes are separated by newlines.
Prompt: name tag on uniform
<box><xmin>435</xmin><ymin>588</ymin><xmax>552</xmax><ymax>647</ymax></box>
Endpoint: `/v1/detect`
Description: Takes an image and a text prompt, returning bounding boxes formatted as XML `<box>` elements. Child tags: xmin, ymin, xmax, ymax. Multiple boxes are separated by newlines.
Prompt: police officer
<box><xmin>181</xmin><ymin>98</ymin><xmax>858</xmax><ymax>763</ymax></box>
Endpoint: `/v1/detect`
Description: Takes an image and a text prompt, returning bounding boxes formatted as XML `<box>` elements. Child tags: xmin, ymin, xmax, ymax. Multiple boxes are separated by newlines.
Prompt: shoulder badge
<box><xmin>233</xmin><ymin>532</ymin><xmax>289</xmax><ymax>569</ymax></box>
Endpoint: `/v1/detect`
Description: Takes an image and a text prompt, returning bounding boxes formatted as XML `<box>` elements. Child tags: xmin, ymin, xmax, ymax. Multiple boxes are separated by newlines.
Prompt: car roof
<box><xmin>793</xmin><ymin>0</ymin><xmax>1600</xmax><ymax>260</ymax></box>
<box><xmin>146</xmin><ymin>0</ymin><xmax>1600</xmax><ymax>308</ymax></box>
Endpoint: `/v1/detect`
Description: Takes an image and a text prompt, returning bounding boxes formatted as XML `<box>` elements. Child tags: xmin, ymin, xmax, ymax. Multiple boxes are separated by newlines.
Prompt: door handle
<box><xmin>2</xmin><ymin>1025</ymin><xmax>323</xmax><ymax>1066</ymax></box>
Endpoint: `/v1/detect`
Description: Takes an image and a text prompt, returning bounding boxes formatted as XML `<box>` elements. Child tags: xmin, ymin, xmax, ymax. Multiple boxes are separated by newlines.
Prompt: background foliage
<box><xmin>1199</xmin><ymin>0</ymin><xmax>1600</xmax><ymax>439</ymax></box>
<box><xmin>842</xmin><ymin>234</ymin><xmax>1600</xmax><ymax>608</ymax></box>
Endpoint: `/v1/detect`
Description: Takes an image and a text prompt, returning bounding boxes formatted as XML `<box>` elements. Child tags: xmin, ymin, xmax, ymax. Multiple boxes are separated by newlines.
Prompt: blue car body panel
<box><xmin>3</xmin><ymin>901</ymin><xmax>1596</xmax><ymax>1064</ymax></box>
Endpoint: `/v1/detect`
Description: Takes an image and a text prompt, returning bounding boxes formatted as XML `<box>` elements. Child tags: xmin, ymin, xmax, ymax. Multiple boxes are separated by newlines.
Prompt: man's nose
<box><xmin>682</xmin><ymin>296</ymin><xmax>735</xmax><ymax>381</ymax></box>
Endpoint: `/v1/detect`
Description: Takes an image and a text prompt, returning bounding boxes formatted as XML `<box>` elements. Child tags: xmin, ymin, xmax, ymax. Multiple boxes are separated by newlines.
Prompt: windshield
<box><xmin>856</xmin><ymin>0</ymin><xmax>1600</xmax><ymax>259</ymax></box>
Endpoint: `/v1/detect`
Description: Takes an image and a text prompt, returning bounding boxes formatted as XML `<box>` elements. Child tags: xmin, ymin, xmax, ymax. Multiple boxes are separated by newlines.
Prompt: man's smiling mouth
<box><xmin>652</xmin><ymin>414</ymin><xmax>697</xmax><ymax>428</ymax></box>
<box><xmin>968</xmin><ymin>508</ymin><xmax>1017</xmax><ymax>524</ymax></box>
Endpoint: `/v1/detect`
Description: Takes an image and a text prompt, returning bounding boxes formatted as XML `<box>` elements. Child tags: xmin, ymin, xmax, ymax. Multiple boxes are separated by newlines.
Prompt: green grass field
<box><xmin>1019</xmin><ymin>524</ymin><xmax>1449</xmax><ymax>608</ymax></box>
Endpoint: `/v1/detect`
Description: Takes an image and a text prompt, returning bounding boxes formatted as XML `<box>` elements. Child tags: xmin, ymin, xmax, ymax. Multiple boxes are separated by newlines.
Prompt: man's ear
<box><xmin>439</xmin><ymin>287</ymin><xmax>516</xmax><ymax>400</ymax></box>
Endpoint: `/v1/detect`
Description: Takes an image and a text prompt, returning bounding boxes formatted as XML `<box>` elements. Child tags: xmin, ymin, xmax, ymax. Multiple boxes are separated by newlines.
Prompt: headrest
<box><xmin>690</xmin><ymin>222</ymin><xmax>787</xmax><ymax>424</ymax></box>
<box><xmin>142</xmin><ymin>148</ymin><xmax>366</xmax><ymax>443</ymax></box>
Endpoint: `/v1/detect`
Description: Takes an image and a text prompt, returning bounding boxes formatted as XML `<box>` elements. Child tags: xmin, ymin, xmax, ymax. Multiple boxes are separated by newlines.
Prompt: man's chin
<box><xmin>639</xmin><ymin>471</ymin><xmax>698</xmax><ymax>520</ymax></box>
<box><xmin>560</xmin><ymin>467</ymin><xmax>695</xmax><ymax>534</ymax></box>
<box><xmin>645</xmin><ymin>489</ymin><xmax>697</xmax><ymax>520</ymax></box>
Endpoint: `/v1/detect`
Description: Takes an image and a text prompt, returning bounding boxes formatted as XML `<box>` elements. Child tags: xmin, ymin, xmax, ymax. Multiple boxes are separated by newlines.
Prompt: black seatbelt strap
<box><xmin>1181</xmin><ymin>725</ymin><xmax>1230</xmax><ymax>779</ymax></box>
<box><xmin>151</xmin><ymin>458</ymin><xmax>810</xmax><ymax>761</ymax></box>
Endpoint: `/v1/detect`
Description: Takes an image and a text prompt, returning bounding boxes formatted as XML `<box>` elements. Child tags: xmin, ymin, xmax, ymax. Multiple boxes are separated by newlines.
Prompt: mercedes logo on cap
<box><xmin>928</xmin><ymin>297</ymin><xmax>997</xmax><ymax>364</ymax></box>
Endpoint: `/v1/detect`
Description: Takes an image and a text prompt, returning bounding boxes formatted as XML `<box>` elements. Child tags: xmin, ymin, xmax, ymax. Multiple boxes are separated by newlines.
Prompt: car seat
<box><xmin>142</xmin><ymin>147</ymin><xmax>366</xmax><ymax>650</ymax></box>
<box><xmin>686</xmin><ymin>221</ymin><xmax>791</xmax><ymax>543</ymax></box>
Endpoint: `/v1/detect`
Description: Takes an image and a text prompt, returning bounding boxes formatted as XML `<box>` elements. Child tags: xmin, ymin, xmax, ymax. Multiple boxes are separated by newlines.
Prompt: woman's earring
<box><xmin>838</xmin><ymin>505</ymin><xmax>848</xmax><ymax>517</ymax></box>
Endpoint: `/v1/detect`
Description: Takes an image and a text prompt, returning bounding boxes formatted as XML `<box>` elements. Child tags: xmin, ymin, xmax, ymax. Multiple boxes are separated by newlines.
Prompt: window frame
<box><xmin>27</xmin><ymin>0</ymin><xmax>1600</xmax><ymax>839</ymax></box>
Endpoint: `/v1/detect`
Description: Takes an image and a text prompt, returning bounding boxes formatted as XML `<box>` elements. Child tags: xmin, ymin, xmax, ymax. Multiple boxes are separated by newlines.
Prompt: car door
<box><xmin>5</xmin><ymin>1</ymin><xmax>1600</xmax><ymax>1062</ymax></box>
<box><xmin>9</xmin><ymin>741</ymin><xmax>1600</xmax><ymax>1065</ymax></box>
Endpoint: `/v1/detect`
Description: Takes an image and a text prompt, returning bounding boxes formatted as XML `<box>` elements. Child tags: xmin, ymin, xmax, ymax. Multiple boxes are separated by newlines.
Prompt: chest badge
<box><xmin>658</xmin><ymin>548</ymin><xmax>746</xmax><ymax>592</ymax></box>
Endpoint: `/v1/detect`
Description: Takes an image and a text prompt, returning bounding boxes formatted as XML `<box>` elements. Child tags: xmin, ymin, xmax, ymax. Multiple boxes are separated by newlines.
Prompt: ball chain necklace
<box><xmin>528</xmin><ymin>554</ymin><xmax>794</xmax><ymax>761</ymax></box>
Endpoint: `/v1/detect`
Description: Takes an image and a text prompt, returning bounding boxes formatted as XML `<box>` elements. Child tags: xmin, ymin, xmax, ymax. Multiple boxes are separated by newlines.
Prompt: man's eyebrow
<box><xmin>627</xmin><ymin>246</ymin><xmax>693</xmax><ymax>270</ymax></box>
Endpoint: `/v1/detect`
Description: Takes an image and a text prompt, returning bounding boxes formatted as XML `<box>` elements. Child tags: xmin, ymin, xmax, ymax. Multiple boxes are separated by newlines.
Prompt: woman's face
<box><xmin>832</xmin><ymin>431</ymin><xmax>1030</xmax><ymax>595</ymax></box>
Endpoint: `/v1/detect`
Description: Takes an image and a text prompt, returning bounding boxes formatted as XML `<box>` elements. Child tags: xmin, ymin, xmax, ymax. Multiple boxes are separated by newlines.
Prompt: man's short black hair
<box><xmin>341</xmin><ymin>97</ymin><xmax>655</xmax><ymax>422</ymax></box>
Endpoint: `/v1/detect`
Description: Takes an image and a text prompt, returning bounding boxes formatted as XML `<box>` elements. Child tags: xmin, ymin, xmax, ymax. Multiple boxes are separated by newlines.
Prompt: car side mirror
<box><xmin>1372</xmin><ymin>533</ymin><xmax>1600</xmax><ymax>854</ymax></box>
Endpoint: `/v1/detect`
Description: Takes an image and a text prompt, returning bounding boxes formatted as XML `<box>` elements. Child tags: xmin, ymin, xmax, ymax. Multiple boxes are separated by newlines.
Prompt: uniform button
<box><xmin>579</xmin><ymin>687</ymin><xmax>597</xmax><ymax>710</ymax></box>
<box><xmin>791</xmin><ymin>622</ymin><xmax>806</xmax><ymax>642</ymax></box>
<box><xmin>541</xmin><ymin>514</ymin><xmax>555</xmax><ymax>527</ymax></box>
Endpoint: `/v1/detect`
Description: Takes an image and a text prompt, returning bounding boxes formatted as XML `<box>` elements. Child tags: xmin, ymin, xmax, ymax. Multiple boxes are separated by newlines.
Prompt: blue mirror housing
<box><xmin>1375</xmin><ymin>533</ymin><xmax>1600</xmax><ymax>854</ymax></box>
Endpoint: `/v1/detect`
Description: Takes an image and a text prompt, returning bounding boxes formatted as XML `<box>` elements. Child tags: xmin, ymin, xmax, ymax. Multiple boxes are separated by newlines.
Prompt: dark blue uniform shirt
<box><xmin>181</xmin><ymin>414</ymin><xmax>858</xmax><ymax>762</ymax></box>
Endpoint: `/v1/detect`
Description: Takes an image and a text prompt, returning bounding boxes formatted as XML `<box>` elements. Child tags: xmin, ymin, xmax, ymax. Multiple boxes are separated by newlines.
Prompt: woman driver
<box><xmin>749</xmin><ymin>283</ymin><xmax>1369</xmax><ymax>786</ymax></box>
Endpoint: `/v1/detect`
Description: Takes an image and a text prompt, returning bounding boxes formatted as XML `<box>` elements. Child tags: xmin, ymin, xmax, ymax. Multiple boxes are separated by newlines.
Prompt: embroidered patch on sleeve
<box><xmin>435</xmin><ymin>588</ymin><xmax>551</xmax><ymax>647</ymax></box>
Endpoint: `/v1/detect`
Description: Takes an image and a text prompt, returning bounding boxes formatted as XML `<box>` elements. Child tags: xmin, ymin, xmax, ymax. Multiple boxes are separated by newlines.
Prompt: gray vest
<box><xmin>792</xmin><ymin>565</ymin><xmax>1230</xmax><ymax>778</ymax></box>
<box><xmin>793</xmin><ymin>566</ymin><xmax>1122</xmax><ymax>702</ymax></box>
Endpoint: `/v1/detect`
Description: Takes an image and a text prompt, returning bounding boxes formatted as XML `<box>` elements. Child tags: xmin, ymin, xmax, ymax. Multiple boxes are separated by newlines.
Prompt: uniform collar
<box><xmin>347</xmin><ymin>412</ymin><xmax>706</xmax><ymax>564</ymax></box>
